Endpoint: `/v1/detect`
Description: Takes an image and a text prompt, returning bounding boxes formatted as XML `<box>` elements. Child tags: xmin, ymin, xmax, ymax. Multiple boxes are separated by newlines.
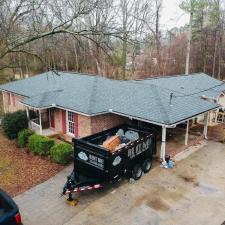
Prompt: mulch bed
<box><xmin>0</xmin><ymin>129</ymin><xmax>65</xmax><ymax>197</ymax></box>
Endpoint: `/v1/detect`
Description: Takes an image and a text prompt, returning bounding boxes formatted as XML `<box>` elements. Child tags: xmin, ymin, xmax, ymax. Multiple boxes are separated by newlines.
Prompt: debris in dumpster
<box><xmin>125</xmin><ymin>130</ymin><xmax>139</xmax><ymax>141</ymax></box>
<box><xmin>101</xmin><ymin>129</ymin><xmax>140</xmax><ymax>152</ymax></box>
<box><xmin>115</xmin><ymin>143</ymin><xmax>127</xmax><ymax>151</ymax></box>
<box><xmin>102</xmin><ymin>135</ymin><xmax>121</xmax><ymax>151</ymax></box>
<box><xmin>116</xmin><ymin>129</ymin><xmax>124</xmax><ymax>137</ymax></box>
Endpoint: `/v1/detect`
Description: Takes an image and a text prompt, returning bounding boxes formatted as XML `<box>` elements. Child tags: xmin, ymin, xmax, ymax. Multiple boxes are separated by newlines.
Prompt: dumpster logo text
<box><xmin>128</xmin><ymin>138</ymin><xmax>151</xmax><ymax>159</ymax></box>
<box><xmin>89</xmin><ymin>154</ymin><xmax>104</xmax><ymax>169</ymax></box>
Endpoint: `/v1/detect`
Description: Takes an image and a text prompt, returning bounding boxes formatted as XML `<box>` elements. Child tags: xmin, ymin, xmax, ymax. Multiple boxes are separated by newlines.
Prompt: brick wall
<box><xmin>54</xmin><ymin>108</ymin><xmax>63</xmax><ymax>132</ymax></box>
<box><xmin>77</xmin><ymin>114</ymin><xmax>92</xmax><ymax>137</ymax></box>
<box><xmin>76</xmin><ymin>113</ymin><xmax>129</xmax><ymax>138</ymax></box>
<box><xmin>2</xmin><ymin>92</ymin><xmax>25</xmax><ymax>113</ymax></box>
<box><xmin>90</xmin><ymin>113</ymin><xmax>129</xmax><ymax>135</ymax></box>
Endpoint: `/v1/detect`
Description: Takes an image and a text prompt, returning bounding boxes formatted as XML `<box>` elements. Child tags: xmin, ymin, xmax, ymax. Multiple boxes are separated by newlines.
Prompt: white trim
<box><xmin>66</xmin><ymin>110</ymin><xmax>75</xmax><ymax>137</ymax></box>
<box><xmin>1</xmin><ymin>90</ymin><xmax>27</xmax><ymax>97</ymax></box>
<box><xmin>19</xmin><ymin>101</ymin><xmax>220</xmax><ymax>127</ymax></box>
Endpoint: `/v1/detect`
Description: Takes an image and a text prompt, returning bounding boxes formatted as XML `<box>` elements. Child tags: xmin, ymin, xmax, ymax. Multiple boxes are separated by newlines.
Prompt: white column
<box><xmin>203</xmin><ymin>112</ymin><xmax>209</xmax><ymax>139</ymax></box>
<box><xmin>185</xmin><ymin>120</ymin><xmax>189</xmax><ymax>145</ymax></box>
<box><xmin>26</xmin><ymin>107</ymin><xmax>30</xmax><ymax>128</ymax></box>
<box><xmin>160</xmin><ymin>126</ymin><xmax>167</xmax><ymax>162</ymax></box>
<box><xmin>39</xmin><ymin>110</ymin><xmax>42</xmax><ymax>135</ymax></box>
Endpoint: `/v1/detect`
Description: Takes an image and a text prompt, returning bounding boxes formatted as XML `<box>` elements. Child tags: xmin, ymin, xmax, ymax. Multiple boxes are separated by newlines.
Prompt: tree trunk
<box><xmin>185</xmin><ymin>10</ymin><xmax>193</xmax><ymax>75</ymax></box>
<box><xmin>212</xmin><ymin>30</ymin><xmax>218</xmax><ymax>77</ymax></box>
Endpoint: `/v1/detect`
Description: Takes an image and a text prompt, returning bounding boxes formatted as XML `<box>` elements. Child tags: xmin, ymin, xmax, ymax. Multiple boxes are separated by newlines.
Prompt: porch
<box><xmin>27</xmin><ymin>107</ymin><xmax>59</xmax><ymax>137</ymax></box>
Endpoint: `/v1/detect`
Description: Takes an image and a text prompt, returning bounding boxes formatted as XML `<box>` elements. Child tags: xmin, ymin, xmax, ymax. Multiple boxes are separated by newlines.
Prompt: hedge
<box><xmin>2</xmin><ymin>110</ymin><xmax>28</xmax><ymax>139</ymax></box>
<box><xmin>28</xmin><ymin>134</ymin><xmax>55</xmax><ymax>155</ymax></box>
<box><xmin>18</xmin><ymin>129</ymin><xmax>34</xmax><ymax>148</ymax></box>
<box><xmin>50</xmin><ymin>143</ymin><xmax>73</xmax><ymax>164</ymax></box>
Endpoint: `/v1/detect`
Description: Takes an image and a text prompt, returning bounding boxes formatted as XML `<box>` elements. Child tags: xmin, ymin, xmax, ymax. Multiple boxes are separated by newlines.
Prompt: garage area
<box><xmin>14</xmin><ymin>140</ymin><xmax>225</xmax><ymax>225</ymax></box>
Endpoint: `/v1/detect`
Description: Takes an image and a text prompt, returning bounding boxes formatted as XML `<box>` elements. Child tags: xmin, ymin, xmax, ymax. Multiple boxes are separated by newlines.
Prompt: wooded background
<box><xmin>0</xmin><ymin>0</ymin><xmax>224</xmax><ymax>81</ymax></box>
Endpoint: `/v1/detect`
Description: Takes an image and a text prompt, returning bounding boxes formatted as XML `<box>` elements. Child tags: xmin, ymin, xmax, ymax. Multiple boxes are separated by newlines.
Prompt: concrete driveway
<box><xmin>15</xmin><ymin>140</ymin><xmax>225</xmax><ymax>225</ymax></box>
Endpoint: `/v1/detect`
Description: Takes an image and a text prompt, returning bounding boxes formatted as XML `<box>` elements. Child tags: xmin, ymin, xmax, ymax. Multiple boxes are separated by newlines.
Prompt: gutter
<box><xmin>0</xmin><ymin>89</ymin><xmax>28</xmax><ymax>97</ymax></box>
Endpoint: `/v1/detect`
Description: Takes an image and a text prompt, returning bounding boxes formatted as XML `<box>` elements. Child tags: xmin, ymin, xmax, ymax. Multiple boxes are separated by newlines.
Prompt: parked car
<box><xmin>0</xmin><ymin>189</ymin><xmax>22</xmax><ymax>225</ymax></box>
<box><xmin>63</xmin><ymin>124</ymin><xmax>156</xmax><ymax>201</ymax></box>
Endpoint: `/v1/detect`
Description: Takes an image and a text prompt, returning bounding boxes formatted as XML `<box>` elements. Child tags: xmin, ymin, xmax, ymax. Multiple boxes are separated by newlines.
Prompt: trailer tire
<box><xmin>142</xmin><ymin>159</ymin><xmax>152</xmax><ymax>173</ymax></box>
<box><xmin>132</xmin><ymin>164</ymin><xmax>143</xmax><ymax>180</ymax></box>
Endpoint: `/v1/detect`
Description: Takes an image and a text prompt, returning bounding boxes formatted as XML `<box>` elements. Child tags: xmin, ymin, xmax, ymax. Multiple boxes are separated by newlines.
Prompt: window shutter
<box><xmin>74</xmin><ymin>113</ymin><xmax>78</xmax><ymax>138</ymax></box>
<box><xmin>62</xmin><ymin>110</ymin><xmax>66</xmax><ymax>134</ymax></box>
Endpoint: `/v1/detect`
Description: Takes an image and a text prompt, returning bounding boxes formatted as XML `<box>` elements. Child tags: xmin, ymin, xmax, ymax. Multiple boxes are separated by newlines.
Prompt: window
<box><xmin>67</xmin><ymin>111</ymin><xmax>75</xmax><ymax>135</ymax></box>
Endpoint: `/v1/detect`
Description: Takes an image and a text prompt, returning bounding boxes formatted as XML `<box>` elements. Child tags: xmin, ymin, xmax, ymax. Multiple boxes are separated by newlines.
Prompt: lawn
<box><xmin>0</xmin><ymin>129</ymin><xmax>64</xmax><ymax>197</ymax></box>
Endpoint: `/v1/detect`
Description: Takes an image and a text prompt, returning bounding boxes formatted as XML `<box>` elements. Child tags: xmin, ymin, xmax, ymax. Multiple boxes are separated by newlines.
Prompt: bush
<box><xmin>2</xmin><ymin>110</ymin><xmax>28</xmax><ymax>139</ymax></box>
<box><xmin>28</xmin><ymin>134</ymin><xmax>55</xmax><ymax>155</ymax></box>
<box><xmin>18</xmin><ymin>129</ymin><xmax>34</xmax><ymax>148</ymax></box>
<box><xmin>50</xmin><ymin>143</ymin><xmax>73</xmax><ymax>164</ymax></box>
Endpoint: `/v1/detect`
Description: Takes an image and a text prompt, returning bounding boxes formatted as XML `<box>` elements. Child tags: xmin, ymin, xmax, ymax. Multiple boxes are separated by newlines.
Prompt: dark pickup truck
<box><xmin>63</xmin><ymin>124</ymin><xmax>156</xmax><ymax>199</ymax></box>
<box><xmin>0</xmin><ymin>189</ymin><xmax>22</xmax><ymax>225</ymax></box>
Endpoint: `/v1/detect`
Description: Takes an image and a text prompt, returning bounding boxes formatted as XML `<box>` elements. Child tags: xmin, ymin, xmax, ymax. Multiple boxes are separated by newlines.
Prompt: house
<box><xmin>0</xmin><ymin>71</ymin><xmax>225</xmax><ymax>161</ymax></box>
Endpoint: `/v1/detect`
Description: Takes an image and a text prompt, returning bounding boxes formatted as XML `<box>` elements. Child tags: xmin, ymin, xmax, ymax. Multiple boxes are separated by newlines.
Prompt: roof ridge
<box><xmin>151</xmin><ymin>85</ymin><xmax>171</xmax><ymax>124</ymax></box>
<box><xmin>87</xmin><ymin>76</ymin><xmax>99</xmax><ymax>114</ymax></box>
<box><xmin>135</xmin><ymin>72</ymin><xmax>205</xmax><ymax>81</ymax></box>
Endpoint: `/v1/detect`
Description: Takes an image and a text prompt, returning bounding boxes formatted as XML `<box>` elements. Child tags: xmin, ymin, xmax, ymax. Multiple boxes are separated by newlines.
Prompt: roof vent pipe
<box><xmin>169</xmin><ymin>93</ymin><xmax>173</xmax><ymax>105</ymax></box>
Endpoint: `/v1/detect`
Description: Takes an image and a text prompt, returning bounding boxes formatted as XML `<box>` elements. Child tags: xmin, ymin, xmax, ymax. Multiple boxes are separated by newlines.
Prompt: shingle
<box><xmin>0</xmin><ymin>72</ymin><xmax>223</xmax><ymax>125</ymax></box>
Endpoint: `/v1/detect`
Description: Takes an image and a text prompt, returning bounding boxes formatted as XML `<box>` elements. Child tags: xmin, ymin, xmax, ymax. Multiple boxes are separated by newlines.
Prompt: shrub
<box><xmin>2</xmin><ymin>110</ymin><xmax>28</xmax><ymax>139</ymax></box>
<box><xmin>18</xmin><ymin>129</ymin><xmax>34</xmax><ymax>148</ymax></box>
<box><xmin>28</xmin><ymin>134</ymin><xmax>55</xmax><ymax>155</ymax></box>
<box><xmin>50</xmin><ymin>143</ymin><xmax>73</xmax><ymax>164</ymax></box>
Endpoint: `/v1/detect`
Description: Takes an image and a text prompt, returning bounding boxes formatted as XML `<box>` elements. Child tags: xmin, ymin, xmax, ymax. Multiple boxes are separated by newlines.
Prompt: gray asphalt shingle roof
<box><xmin>0</xmin><ymin>71</ymin><xmax>223</xmax><ymax>126</ymax></box>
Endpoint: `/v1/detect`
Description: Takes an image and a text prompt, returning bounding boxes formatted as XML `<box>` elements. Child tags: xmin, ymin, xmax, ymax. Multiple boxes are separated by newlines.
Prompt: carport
<box><xmin>111</xmin><ymin>109</ymin><xmax>216</xmax><ymax>162</ymax></box>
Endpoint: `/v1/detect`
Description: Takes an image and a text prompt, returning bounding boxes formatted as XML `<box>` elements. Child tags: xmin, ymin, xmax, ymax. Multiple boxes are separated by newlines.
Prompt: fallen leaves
<box><xmin>0</xmin><ymin>129</ymin><xmax>64</xmax><ymax>197</ymax></box>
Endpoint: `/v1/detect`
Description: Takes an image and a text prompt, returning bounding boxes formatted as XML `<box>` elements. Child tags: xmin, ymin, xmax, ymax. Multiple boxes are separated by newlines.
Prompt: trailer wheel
<box><xmin>142</xmin><ymin>159</ymin><xmax>152</xmax><ymax>173</ymax></box>
<box><xmin>132</xmin><ymin>164</ymin><xmax>143</xmax><ymax>180</ymax></box>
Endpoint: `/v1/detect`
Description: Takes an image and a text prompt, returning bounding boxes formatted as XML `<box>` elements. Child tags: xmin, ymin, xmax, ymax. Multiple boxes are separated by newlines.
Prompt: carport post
<box><xmin>185</xmin><ymin>120</ymin><xmax>189</xmax><ymax>145</ymax></box>
<box><xmin>160</xmin><ymin>126</ymin><xmax>167</xmax><ymax>162</ymax></box>
<box><xmin>203</xmin><ymin>112</ymin><xmax>209</xmax><ymax>139</ymax></box>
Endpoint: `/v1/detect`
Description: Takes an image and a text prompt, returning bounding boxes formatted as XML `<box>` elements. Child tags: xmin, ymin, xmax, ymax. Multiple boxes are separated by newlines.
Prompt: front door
<box><xmin>50</xmin><ymin>109</ymin><xmax>55</xmax><ymax>128</ymax></box>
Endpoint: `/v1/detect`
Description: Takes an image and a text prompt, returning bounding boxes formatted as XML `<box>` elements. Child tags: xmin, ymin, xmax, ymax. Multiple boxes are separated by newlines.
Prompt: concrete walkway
<box><xmin>14</xmin><ymin>165</ymin><xmax>75</xmax><ymax>225</ymax></box>
<box><xmin>15</xmin><ymin>141</ymin><xmax>225</xmax><ymax>225</ymax></box>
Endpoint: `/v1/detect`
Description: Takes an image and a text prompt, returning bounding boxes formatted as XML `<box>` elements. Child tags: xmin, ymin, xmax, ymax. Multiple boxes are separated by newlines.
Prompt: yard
<box><xmin>0</xmin><ymin>128</ymin><xmax>64</xmax><ymax>197</ymax></box>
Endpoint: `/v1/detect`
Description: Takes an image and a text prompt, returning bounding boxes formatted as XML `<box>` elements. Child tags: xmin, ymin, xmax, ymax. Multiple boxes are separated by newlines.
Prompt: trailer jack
<box><xmin>65</xmin><ymin>193</ymin><xmax>78</xmax><ymax>206</ymax></box>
